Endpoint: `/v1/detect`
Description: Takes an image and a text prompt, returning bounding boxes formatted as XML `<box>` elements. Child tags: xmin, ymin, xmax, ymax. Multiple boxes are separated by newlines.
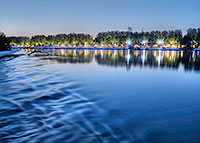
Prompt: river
<box><xmin>0</xmin><ymin>48</ymin><xmax>200</xmax><ymax>143</ymax></box>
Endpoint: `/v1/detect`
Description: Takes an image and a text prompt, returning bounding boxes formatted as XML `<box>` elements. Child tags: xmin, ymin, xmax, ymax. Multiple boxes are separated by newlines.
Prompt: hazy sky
<box><xmin>1</xmin><ymin>0</ymin><xmax>200</xmax><ymax>37</ymax></box>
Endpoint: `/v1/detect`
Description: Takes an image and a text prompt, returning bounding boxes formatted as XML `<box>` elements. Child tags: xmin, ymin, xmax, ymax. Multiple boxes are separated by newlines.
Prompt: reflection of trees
<box><xmin>27</xmin><ymin>49</ymin><xmax>200</xmax><ymax>72</ymax></box>
<box><xmin>41</xmin><ymin>56</ymin><xmax>92</xmax><ymax>64</ymax></box>
<box><xmin>181</xmin><ymin>51</ymin><xmax>200</xmax><ymax>71</ymax></box>
<box><xmin>96</xmin><ymin>50</ymin><xmax>127</xmax><ymax>67</ymax></box>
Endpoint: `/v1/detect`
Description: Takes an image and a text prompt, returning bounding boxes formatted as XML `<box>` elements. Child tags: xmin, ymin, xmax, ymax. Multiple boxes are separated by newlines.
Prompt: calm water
<box><xmin>1</xmin><ymin>48</ymin><xmax>200</xmax><ymax>143</ymax></box>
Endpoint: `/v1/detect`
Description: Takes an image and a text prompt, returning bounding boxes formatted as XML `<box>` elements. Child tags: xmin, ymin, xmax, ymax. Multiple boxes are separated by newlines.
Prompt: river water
<box><xmin>0</xmin><ymin>48</ymin><xmax>200</xmax><ymax>143</ymax></box>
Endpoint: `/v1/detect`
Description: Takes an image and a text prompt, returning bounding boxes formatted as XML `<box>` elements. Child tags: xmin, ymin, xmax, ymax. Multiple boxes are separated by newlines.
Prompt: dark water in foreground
<box><xmin>1</xmin><ymin>48</ymin><xmax>200</xmax><ymax>143</ymax></box>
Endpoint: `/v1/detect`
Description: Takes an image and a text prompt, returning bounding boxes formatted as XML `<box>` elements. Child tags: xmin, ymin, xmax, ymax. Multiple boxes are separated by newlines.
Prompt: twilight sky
<box><xmin>1</xmin><ymin>0</ymin><xmax>200</xmax><ymax>37</ymax></box>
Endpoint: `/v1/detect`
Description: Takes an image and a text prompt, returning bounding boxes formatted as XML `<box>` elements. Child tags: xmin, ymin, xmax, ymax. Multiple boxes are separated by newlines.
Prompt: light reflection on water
<box><xmin>0</xmin><ymin>49</ymin><xmax>200</xmax><ymax>143</ymax></box>
<box><xmin>28</xmin><ymin>48</ymin><xmax>200</xmax><ymax>71</ymax></box>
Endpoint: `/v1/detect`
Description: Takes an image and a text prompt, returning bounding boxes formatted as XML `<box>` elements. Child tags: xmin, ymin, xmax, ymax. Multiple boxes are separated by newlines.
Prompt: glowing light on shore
<box><xmin>142</xmin><ymin>40</ymin><xmax>147</xmax><ymax>45</ymax></box>
<box><xmin>127</xmin><ymin>40</ymin><xmax>131</xmax><ymax>45</ymax></box>
<box><xmin>158</xmin><ymin>40</ymin><xmax>164</xmax><ymax>45</ymax></box>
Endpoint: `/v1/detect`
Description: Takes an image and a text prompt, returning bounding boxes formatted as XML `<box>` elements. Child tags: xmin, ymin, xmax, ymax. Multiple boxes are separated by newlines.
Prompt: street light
<box><xmin>142</xmin><ymin>40</ymin><xmax>147</xmax><ymax>45</ymax></box>
<box><xmin>127</xmin><ymin>40</ymin><xmax>131</xmax><ymax>45</ymax></box>
<box><xmin>158</xmin><ymin>40</ymin><xmax>164</xmax><ymax>45</ymax></box>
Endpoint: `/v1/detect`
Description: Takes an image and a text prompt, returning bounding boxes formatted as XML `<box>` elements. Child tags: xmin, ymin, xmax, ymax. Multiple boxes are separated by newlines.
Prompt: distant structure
<box><xmin>127</xmin><ymin>27</ymin><xmax>133</xmax><ymax>32</ymax></box>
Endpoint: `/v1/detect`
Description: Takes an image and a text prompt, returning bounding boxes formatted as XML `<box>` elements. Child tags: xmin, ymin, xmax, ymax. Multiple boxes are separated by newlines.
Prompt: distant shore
<box><xmin>3</xmin><ymin>28</ymin><xmax>200</xmax><ymax>51</ymax></box>
<box><xmin>11</xmin><ymin>46</ymin><xmax>200</xmax><ymax>51</ymax></box>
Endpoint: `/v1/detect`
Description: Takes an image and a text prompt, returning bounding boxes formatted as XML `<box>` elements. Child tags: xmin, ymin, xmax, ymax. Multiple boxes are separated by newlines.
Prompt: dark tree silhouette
<box><xmin>0</xmin><ymin>32</ymin><xmax>9</xmax><ymax>51</ymax></box>
<box><xmin>181</xmin><ymin>35</ymin><xmax>192</xmax><ymax>49</ymax></box>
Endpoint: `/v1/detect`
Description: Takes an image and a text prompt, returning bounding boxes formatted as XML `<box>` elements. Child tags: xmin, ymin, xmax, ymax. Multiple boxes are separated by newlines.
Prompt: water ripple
<box><xmin>0</xmin><ymin>50</ymin><xmax>127</xmax><ymax>143</ymax></box>
<box><xmin>3</xmin><ymin>49</ymin><xmax>199</xmax><ymax>143</ymax></box>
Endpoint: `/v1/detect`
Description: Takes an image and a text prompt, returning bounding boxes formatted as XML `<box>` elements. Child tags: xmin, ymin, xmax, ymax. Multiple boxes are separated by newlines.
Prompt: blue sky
<box><xmin>1</xmin><ymin>0</ymin><xmax>200</xmax><ymax>37</ymax></box>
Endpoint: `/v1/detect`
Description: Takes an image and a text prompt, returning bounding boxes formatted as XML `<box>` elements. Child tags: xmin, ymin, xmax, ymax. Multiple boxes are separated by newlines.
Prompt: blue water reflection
<box><xmin>0</xmin><ymin>49</ymin><xmax>200</xmax><ymax>143</ymax></box>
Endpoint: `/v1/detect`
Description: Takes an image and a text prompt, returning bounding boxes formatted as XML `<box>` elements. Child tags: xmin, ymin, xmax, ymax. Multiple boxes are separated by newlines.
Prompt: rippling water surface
<box><xmin>1</xmin><ymin>48</ymin><xmax>200</xmax><ymax>143</ymax></box>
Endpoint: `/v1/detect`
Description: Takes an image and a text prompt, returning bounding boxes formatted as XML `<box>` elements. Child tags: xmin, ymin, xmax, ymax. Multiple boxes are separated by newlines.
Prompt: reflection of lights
<box><xmin>142</xmin><ymin>49</ymin><xmax>146</xmax><ymax>66</ymax></box>
<box><xmin>93</xmin><ymin>50</ymin><xmax>95</xmax><ymax>59</ymax></box>
<box><xmin>84</xmin><ymin>50</ymin><xmax>88</xmax><ymax>57</ymax></box>
<box><xmin>113</xmin><ymin>50</ymin><xmax>116</xmax><ymax>60</ymax></box>
<box><xmin>158</xmin><ymin>40</ymin><xmax>164</xmax><ymax>45</ymax></box>
<box><xmin>127</xmin><ymin>49</ymin><xmax>131</xmax><ymax>66</ymax></box>
<box><xmin>193</xmin><ymin>51</ymin><xmax>196</xmax><ymax>62</ymax></box>
<box><xmin>158</xmin><ymin>50</ymin><xmax>162</xmax><ymax>66</ymax></box>
<box><xmin>142</xmin><ymin>40</ymin><xmax>147</xmax><ymax>45</ymax></box>
<box><xmin>101</xmin><ymin>50</ymin><xmax>103</xmax><ymax>59</ymax></box>
<box><xmin>95</xmin><ymin>50</ymin><xmax>98</xmax><ymax>56</ymax></box>
<box><xmin>108</xmin><ymin>50</ymin><xmax>112</xmax><ymax>55</ymax></box>
<box><xmin>181</xmin><ymin>51</ymin><xmax>183</xmax><ymax>58</ymax></box>
<box><xmin>171</xmin><ymin>51</ymin><xmax>174</xmax><ymax>63</ymax></box>
<box><xmin>61</xmin><ymin>49</ymin><xmax>65</xmax><ymax>55</ymax></box>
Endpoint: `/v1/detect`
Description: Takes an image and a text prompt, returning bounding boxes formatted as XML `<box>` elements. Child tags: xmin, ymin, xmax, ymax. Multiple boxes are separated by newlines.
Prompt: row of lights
<box><xmin>127</xmin><ymin>40</ymin><xmax>165</xmax><ymax>46</ymax></box>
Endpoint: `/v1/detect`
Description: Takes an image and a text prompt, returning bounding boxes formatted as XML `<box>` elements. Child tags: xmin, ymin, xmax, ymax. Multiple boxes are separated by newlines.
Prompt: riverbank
<box><xmin>11</xmin><ymin>46</ymin><xmax>200</xmax><ymax>51</ymax></box>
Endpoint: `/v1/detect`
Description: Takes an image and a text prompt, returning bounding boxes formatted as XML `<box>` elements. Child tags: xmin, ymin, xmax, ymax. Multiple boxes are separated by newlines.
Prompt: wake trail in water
<box><xmin>0</xmin><ymin>50</ymin><xmax>139</xmax><ymax>143</ymax></box>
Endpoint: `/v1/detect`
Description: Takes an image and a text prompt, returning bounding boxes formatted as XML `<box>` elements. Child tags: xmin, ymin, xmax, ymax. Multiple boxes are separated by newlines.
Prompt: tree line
<box><xmin>0</xmin><ymin>28</ymin><xmax>200</xmax><ymax>50</ymax></box>
<box><xmin>95</xmin><ymin>30</ymin><xmax>182</xmax><ymax>45</ymax></box>
<box><xmin>8</xmin><ymin>33</ymin><xmax>93</xmax><ymax>47</ymax></box>
<box><xmin>96</xmin><ymin>28</ymin><xmax>200</xmax><ymax>48</ymax></box>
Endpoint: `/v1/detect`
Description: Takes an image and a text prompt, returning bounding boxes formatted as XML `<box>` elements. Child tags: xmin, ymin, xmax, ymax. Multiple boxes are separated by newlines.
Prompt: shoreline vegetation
<box><xmin>11</xmin><ymin>46</ymin><xmax>200</xmax><ymax>51</ymax></box>
<box><xmin>1</xmin><ymin>27</ymin><xmax>200</xmax><ymax>51</ymax></box>
<box><xmin>0</xmin><ymin>32</ymin><xmax>9</xmax><ymax>51</ymax></box>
